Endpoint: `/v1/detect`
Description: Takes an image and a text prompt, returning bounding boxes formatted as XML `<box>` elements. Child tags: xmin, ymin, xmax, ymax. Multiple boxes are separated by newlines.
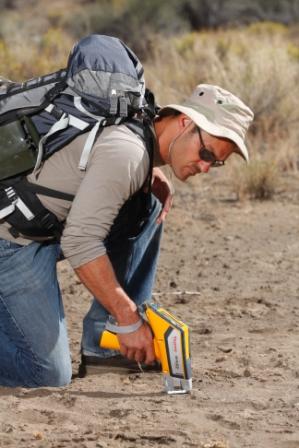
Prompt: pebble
<box><xmin>215</xmin><ymin>356</ymin><xmax>226</xmax><ymax>363</ymax></box>
<box><xmin>217</xmin><ymin>346</ymin><xmax>232</xmax><ymax>353</ymax></box>
<box><xmin>96</xmin><ymin>442</ymin><xmax>108</xmax><ymax>448</ymax></box>
<box><xmin>203</xmin><ymin>441</ymin><xmax>229</xmax><ymax>448</ymax></box>
<box><xmin>33</xmin><ymin>431</ymin><xmax>43</xmax><ymax>440</ymax></box>
<box><xmin>243</xmin><ymin>368</ymin><xmax>251</xmax><ymax>377</ymax></box>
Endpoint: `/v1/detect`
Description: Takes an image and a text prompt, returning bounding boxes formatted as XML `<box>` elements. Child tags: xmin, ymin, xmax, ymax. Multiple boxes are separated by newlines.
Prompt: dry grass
<box><xmin>146</xmin><ymin>25</ymin><xmax>299</xmax><ymax>139</ymax></box>
<box><xmin>230</xmin><ymin>160</ymin><xmax>278</xmax><ymax>200</ymax></box>
<box><xmin>0</xmin><ymin>16</ymin><xmax>298</xmax><ymax>200</ymax></box>
<box><xmin>0</xmin><ymin>28</ymin><xmax>73</xmax><ymax>80</ymax></box>
<box><xmin>145</xmin><ymin>24</ymin><xmax>299</xmax><ymax>198</ymax></box>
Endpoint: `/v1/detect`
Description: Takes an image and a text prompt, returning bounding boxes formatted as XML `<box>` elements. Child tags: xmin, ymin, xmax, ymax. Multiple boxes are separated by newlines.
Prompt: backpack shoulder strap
<box><xmin>124</xmin><ymin>117</ymin><xmax>155</xmax><ymax>193</ymax></box>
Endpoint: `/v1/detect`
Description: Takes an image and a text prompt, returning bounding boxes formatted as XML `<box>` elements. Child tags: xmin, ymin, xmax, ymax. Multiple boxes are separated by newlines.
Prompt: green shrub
<box><xmin>247</xmin><ymin>21</ymin><xmax>288</xmax><ymax>35</ymax></box>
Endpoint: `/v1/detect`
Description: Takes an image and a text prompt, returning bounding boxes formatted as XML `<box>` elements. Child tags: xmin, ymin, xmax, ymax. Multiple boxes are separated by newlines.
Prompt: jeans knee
<box><xmin>49</xmin><ymin>365</ymin><xmax>72</xmax><ymax>387</ymax></box>
<box><xmin>34</xmin><ymin>359</ymin><xmax>72</xmax><ymax>387</ymax></box>
<box><xmin>0</xmin><ymin>359</ymin><xmax>72</xmax><ymax>388</ymax></box>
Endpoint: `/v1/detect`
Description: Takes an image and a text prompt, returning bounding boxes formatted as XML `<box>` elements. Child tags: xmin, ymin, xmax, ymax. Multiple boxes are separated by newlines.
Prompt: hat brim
<box><xmin>161</xmin><ymin>104</ymin><xmax>249</xmax><ymax>162</ymax></box>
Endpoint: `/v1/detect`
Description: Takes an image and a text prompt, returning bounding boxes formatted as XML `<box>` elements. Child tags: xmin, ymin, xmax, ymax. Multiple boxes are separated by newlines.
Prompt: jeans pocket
<box><xmin>0</xmin><ymin>238</ymin><xmax>24</xmax><ymax>258</ymax></box>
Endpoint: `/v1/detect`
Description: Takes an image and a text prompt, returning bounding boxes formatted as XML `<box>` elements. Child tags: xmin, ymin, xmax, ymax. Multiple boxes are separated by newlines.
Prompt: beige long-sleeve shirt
<box><xmin>0</xmin><ymin>124</ymin><xmax>163</xmax><ymax>268</ymax></box>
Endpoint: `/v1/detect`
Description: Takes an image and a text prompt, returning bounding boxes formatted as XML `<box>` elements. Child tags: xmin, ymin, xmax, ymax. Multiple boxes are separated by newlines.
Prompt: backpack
<box><xmin>0</xmin><ymin>34</ymin><xmax>157</xmax><ymax>240</ymax></box>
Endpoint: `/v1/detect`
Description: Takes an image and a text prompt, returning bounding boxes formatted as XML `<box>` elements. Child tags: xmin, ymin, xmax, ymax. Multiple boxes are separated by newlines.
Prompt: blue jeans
<box><xmin>0</xmin><ymin>194</ymin><xmax>162</xmax><ymax>387</ymax></box>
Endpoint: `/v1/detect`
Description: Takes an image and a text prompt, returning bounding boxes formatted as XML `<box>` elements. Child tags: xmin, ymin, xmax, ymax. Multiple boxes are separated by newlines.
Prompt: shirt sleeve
<box><xmin>61</xmin><ymin>125</ymin><xmax>150</xmax><ymax>268</ymax></box>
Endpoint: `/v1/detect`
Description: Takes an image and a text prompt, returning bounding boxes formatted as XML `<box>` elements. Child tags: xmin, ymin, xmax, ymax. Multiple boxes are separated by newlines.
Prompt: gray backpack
<box><xmin>0</xmin><ymin>34</ymin><xmax>156</xmax><ymax>239</ymax></box>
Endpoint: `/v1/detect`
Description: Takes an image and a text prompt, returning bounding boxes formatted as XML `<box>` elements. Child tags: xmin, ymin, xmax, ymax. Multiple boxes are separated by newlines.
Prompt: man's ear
<box><xmin>178</xmin><ymin>114</ymin><xmax>192</xmax><ymax>129</ymax></box>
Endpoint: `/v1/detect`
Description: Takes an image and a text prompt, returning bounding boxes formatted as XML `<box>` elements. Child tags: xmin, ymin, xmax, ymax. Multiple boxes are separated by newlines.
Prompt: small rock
<box><xmin>274</xmin><ymin>359</ymin><xmax>288</xmax><ymax>368</ymax></box>
<box><xmin>243</xmin><ymin>368</ymin><xmax>251</xmax><ymax>377</ymax></box>
<box><xmin>96</xmin><ymin>442</ymin><xmax>108</xmax><ymax>448</ymax></box>
<box><xmin>197</xmin><ymin>327</ymin><xmax>212</xmax><ymax>335</ymax></box>
<box><xmin>176</xmin><ymin>297</ymin><xmax>187</xmax><ymax>304</ymax></box>
<box><xmin>203</xmin><ymin>441</ymin><xmax>229</xmax><ymax>448</ymax></box>
<box><xmin>217</xmin><ymin>346</ymin><xmax>232</xmax><ymax>353</ymax></box>
<box><xmin>33</xmin><ymin>431</ymin><xmax>43</xmax><ymax>440</ymax></box>
<box><xmin>215</xmin><ymin>356</ymin><xmax>226</xmax><ymax>363</ymax></box>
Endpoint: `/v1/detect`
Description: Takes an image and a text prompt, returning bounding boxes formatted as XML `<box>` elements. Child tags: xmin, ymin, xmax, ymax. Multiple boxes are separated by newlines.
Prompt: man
<box><xmin>0</xmin><ymin>84</ymin><xmax>253</xmax><ymax>387</ymax></box>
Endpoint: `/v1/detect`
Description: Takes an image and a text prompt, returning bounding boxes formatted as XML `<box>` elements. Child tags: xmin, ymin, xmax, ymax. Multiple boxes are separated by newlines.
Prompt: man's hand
<box><xmin>117</xmin><ymin>321</ymin><xmax>155</xmax><ymax>364</ymax></box>
<box><xmin>151</xmin><ymin>167</ymin><xmax>173</xmax><ymax>224</ymax></box>
<box><xmin>75</xmin><ymin>254</ymin><xmax>156</xmax><ymax>365</ymax></box>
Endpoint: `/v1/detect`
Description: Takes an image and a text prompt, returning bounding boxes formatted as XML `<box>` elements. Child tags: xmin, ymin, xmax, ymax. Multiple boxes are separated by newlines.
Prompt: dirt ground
<box><xmin>0</xmin><ymin>169</ymin><xmax>299</xmax><ymax>448</ymax></box>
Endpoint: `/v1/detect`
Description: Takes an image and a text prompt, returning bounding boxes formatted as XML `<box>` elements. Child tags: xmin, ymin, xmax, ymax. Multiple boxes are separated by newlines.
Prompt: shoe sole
<box><xmin>83</xmin><ymin>364</ymin><xmax>144</xmax><ymax>375</ymax></box>
<box><xmin>78</xmin><ymin>360</ymin><xmax>160</xmax><ymax>377</ymax></box>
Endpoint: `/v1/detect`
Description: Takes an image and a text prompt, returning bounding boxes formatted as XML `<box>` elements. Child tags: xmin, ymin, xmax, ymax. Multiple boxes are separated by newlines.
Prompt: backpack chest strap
<box><xmin>45</xmin><ymin>104</ymin><xmax>90</xmax><ymax>131</ymax></box>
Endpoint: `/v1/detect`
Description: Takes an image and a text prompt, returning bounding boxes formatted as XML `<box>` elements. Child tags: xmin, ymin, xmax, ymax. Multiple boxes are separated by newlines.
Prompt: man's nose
<box><xmin>197</xmin><ymin>160</ymin><xmax>211</xmax><ymax>173</ymax></box>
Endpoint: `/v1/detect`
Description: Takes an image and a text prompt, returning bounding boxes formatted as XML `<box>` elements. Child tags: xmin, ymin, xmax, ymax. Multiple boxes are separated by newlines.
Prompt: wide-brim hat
<box><xmin>160</xmin><ymin>84</ymin><xmax>254</xmax><ymax>161</ymax></box>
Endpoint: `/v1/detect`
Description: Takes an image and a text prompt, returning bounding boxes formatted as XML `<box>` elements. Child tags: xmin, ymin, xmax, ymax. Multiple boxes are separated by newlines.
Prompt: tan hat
<box><xmin>160</xmin><ymin>84</ymin><xmax>254</xmax><ymax>161</ymax></box>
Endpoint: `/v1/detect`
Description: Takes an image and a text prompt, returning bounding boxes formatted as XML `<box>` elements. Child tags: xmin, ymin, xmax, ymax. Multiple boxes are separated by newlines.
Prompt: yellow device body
<box><xmin>99</xmin><ymin>302</ymin><xmax>192</xmax><ymax>394</ymax></box>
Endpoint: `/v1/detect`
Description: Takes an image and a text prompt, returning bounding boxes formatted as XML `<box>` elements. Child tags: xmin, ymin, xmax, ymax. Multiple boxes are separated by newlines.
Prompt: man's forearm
<box><xmin>74</xmin><ymin>254</ymin><xmax>140</xmax><ymax>325</ymax></box>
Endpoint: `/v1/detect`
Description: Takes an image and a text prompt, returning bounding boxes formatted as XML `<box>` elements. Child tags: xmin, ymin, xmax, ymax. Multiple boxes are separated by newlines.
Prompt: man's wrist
<box><xmin>114</xmin><ymin>303</ymin><xmax>140</xmax><ymax>326</ymax></box>
<box><xmin>106</xmin><ymin>317</ymin><xmax>143</xmax><ymax>334</ymax></box>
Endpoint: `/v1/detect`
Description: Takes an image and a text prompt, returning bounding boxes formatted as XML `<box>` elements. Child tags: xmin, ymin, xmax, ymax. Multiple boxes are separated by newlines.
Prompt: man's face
<box><xmin>168</xmin><ymin>120</ymin><xmax>236</xmax><ymax>181</ymax></box>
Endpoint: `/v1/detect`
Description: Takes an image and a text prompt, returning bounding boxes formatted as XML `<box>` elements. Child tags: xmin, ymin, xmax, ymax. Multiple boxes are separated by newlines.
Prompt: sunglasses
<box><xmin>197</xmin><ymin>127</ymin><xmax>225</xmax><ymax>167</ymax></box>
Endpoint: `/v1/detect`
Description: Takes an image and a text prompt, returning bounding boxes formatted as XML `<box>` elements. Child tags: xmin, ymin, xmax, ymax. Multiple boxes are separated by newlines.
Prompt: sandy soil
<box><xmin>1</xmin><ymin>170</ymin><xmax>299</xmax><ymax>448</ymax></box>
